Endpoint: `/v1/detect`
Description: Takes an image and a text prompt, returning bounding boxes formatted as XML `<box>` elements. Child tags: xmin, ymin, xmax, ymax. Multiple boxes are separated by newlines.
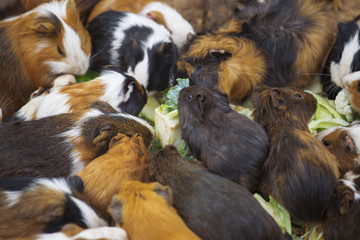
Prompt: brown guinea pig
<box><xmin>178</xmin><ymin>86</ymin><xmax>269</xmax><ymax>193</ymax></box>
<box><xmin>0</xmin><ymin>0</ymin><xmax>91</xmax><ymax>120</ymax></box>
<box><xmin>174</xmin><ymin>0</ymin><xmax>333</xmax><ymax>103</ymax></box>
<box><xmin>251</xmin><ymin>86</ymin><xmax>340</xmax><ymax>222</ymax></box>
<box><xmin>77</xmin><ymin>133</ymin><xmax>150</xmax><ymax>220</ymax></box>
<box><xmin>316</xmin><ymin>121</ymin><xmax>360</xmax><ymax>177</ymax></box>
<box><xmin>108</xmin><ymin>181</ymin><xmax>201</xmax><ymax>240</ymax></box>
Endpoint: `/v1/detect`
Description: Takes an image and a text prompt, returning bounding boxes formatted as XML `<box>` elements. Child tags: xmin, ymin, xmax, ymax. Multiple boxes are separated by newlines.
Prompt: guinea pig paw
<box><xmin>53</xmin><ymin>74</ymin><xmax>77</xmax><ymax>88</ymax></box>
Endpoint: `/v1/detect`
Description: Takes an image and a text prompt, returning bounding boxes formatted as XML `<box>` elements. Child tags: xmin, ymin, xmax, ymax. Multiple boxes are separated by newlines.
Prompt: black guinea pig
<box><xmin>87</xmin><ymin>10</ymin><xmax>178</xmax><ymax>92</ymax></box>
<box><xmin>251</xmin><ymin>86</ymin><xmax>340</xmax><ymax>222</ymax></box>
<box><xmin>149</xmin><ymin>145</ymin><xmax>289</xmax><ymax>240</ymax></box>
<box><xmin>0</xmin><ymin>101</ymin><xmax>153</xmax><ymax>178</ymax></box>
<box><xmin>178</xmin><ymin>86</ymin><xmax>269</xmax><ymax>193</ymax></box>
<box><xmin>0</xmin><ymin>176</ymin><xmax>107</xmax><ymax>239</ymax></box>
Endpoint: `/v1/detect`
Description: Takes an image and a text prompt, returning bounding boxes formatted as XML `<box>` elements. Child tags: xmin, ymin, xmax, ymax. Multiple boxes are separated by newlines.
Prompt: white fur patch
<box><xmin>345</xmin><ymin>124</ymin><xmax>360</xmax><ymax>152</ymax></box>
<box><xmin>110</xmin><ymin>111</ymin><xmax>154</xmax><ymax>135</ymax></box>
<box><xmin>35</xmin><ymin>90</ymin><xmax>72</xmax><ymax>119</ymax></box>
<box><xmin>35</xmin><ymin>178</ymin><xmax>72</xmax><ymax>195</ymax></box>
<box><xmin>70</xmin><ymin>196</ymin><xmax>107</xmax><ymax>228</ymax></box>
<box><xmin>4</xmin><ymin>191</ymin><xmax>22</xmax><ymax>207</ymax></box>
<box><xmin>342</xmin><ymin>71</ymin><xmax>360</xmax><ymax>89</ymax></box>
<box><xmin>70</xmin><ymin>227</ymin><xmax>128</xmax><ymax>240</ymax></box>
<box><xmin>128</xmin><ymin>51</ymin><xmax>150</xmax><ymax>88</ymax></box>
<box><xmin>316</xmin><ymin>126</ymin><xmax>344</xmax><ymax>141</ymax></box>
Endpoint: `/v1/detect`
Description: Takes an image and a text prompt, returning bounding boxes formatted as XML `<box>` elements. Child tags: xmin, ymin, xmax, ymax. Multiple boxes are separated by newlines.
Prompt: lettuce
<box><xmin>75</xmin><ymin>70</ymin><xmax>100</xmax><ymax>83</ymax></box>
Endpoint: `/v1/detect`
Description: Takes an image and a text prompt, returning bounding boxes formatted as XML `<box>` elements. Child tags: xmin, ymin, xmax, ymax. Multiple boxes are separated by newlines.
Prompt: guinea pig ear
<box><xmin>339</xmin><ymin>189</ymin><xmax>354</xmax><ymax>215</ymax></box>
<box><xmin>93</xmin><ymin>124</ymin><xmax>115</xmax><ymax>147</ymax></box>
<box><xmin>270</xmin><ymin>88</ymin><xmax>287</xmax><ymax>108</ymax></box>
<box><xmin>153</xmin><ymin>182</ymin><xmax>173</xmax><ymax>205</ymax></box>
<box><xmin>146</xmin><ymin>11</ymin><xmax>162</xmax><ymax>22</ymax></box>
<box><xmin>30</xmin><ymin>14</ymin><xmax>61</xmax><ymax>36</ymax></box>
<box><xmin>68</xmin><ymin>175</ymin><xmax>84</xmax><ymax>194</ymax></box>
<box><xmin>108</xmin><ymin>196</ymin><xmax>124</xmax><ymax>226</ymax></box>
<box><xmin>109</xmin><ymin>133</ymin><xmax>127</xmax><ymax>149</ymax></box>
<box><xmin>342</xmin><ymin>134</ymin><xmax>356</xmax><ymax>154</ymax></box>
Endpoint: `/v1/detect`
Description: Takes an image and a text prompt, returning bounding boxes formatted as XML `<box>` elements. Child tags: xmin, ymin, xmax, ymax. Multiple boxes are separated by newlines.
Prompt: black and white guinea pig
<box><xmin>0</xmin><ymin>0</ymin><xmax>91</xmax><ymax>120</ymax></box>
<box><xmin>321</xmin><ymin>15</ymin><xmax>360</xmax><ymax>100</ymax></box>
<box><xmin>9</xmin><ymin>69</ymin><xmax>147</xmax><ymax>121</ymax></box>
<box><xmin>0</xmin><ymin>176</ymin><xmax>107</xmax><ymax>239</ymax></box>
<box><xmin>87</xmin><ymin>10</ymin><xmax>178</xmax><ymax>92</ymax></box>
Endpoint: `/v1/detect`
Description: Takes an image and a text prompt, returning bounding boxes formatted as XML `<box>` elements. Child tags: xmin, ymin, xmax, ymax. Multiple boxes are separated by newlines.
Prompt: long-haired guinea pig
<box><xmin>87</xmin><ymin>10</ymin><xmax>178</xmax><ymax>92</ymax></box>
<box><xmin>0</xmin><ymin>176</ymin><xmax>107</xmax><ymax>239</ymax></box>
<box><xmin>175</xmin><ymin>0</ymin><xmax>333</xmax><ymax>103</ymax></box>
<box><xmin>0</xmin><ymin>101</ymin><xmax>153</xmax><ymax>178</ymax></box>
<box><xmin>149</xmin><ymin>145</ymin><xmax>288</xmax><ymax>240</ymax></box>
<box><xmin>321</xmin><ymin>15</ymin><xmax>360</xmax><ymax>100</ymax></box>
<box><xmin>9</xmin><ymin>70</ymin><xmax>147</xmax><ymax>121</ymax></box>
<box><xmin>316</xmin><ymin>121</ymin><xmax>360</xmax><ymax>177</ymax></box>
<box><xmin>77</xmin><ymin>133</ymin><xmax>150</xmax><ymax>219</ymax></box>
<box><xmin>0</xmin><ymin>0</ymin><xmax>91</xmax><ymax>120</ymax></box>
<box><xmin>87</xmin><ymin>0</ymin><xmax>194</xmax><ymax>50</ymax></box>
<box><xmin>178</xmin><ymin>86</ymin><xmax>269</xmax><ymax>193</ymax></box>
<box><xmin>251</xmin><ymin>86</ymin><xmax>340</xmax><ymax>222</ymax></box>
<box><xmin>108</xmin><ymin>181</ymin><xmax>201</xmax><ymax>240</ymax></box>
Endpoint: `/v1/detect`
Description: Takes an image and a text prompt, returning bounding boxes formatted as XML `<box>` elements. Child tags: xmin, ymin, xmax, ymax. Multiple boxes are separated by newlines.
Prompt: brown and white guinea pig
<box><xmin>316</xmin><ymin>121</ymin><xmax>360</xmax><ymax>177</ymax></box>
<box><xmin>175</xmin><ymin>0</ymin><xmax>333</xmax><ymax>103</ymax></box>
<box><xmin>321</xmin><ymin>15</ymin><xmax>360</xmax><ymax>100</ymax></box>
<box><xmin>0</xmin><ymin>101</ymin><xmax>153</xmax><ymax>178</ymax></box>
<box><xmin>0</xmin><ymin>176</ymin><xmax>107</xmax><ymax>239</ymax></box>
<box><xmin>87</xmin><ymin>10</ymin><xmax>178</xmax><ymax>92</ymax></box>
<box><xmin>251</xmin><ymin>86</ymin><xmax>340</xmax><ymax>222</ymax></box>
<box><xmin>9</xmin><ymin>69</ymin><xmax>147</xmax><ymax>121</ymax></box>
<box><xmin>77</xmin><ymin>133</ymin><xmax>150</xmax><ymax>220</ymax></box>
<box><xmin>108</xmin><ymin>181</ymin><xmax>201</xmax><ymax>240</ymax></box>
<box><xmin>149</xmin><ymin>146</ymin><xmax>288</xmax><ymax>240</ymax></box>
<box><xmin>0</xmin><ymin>0</ymin><xmax>91</xmax><ymax>121</ymax></box>
<box><xmin>178</xmin><ymin>86</ymin><xmax>269</xmax><ymax>193</ymax></box>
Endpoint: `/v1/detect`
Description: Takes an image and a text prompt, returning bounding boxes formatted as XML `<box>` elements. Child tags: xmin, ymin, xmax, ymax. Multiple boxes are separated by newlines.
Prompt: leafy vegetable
<box><xmin>75</xmin><ymin>70</ymin><xmax>100</xmax><ymax>83</ymax></box>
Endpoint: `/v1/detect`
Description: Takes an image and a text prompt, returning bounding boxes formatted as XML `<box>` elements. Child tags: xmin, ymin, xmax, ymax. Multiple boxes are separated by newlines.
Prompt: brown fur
<box><xmin>77</xmin><ymin>133</ymin><xmax>150</xmax><ymax>219</ymax></box>
<box><xmin>108</xmin><ymin>181</ymin><xmax>201</xmax><ymax>240</ymax></box>
<box><xmin>348</xmin><ymin>80</ymin><xmax>360</xmax><ymax>111</ymax></box>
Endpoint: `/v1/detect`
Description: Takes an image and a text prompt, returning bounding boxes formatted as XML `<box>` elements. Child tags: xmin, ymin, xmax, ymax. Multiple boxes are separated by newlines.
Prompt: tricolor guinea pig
<box><xmin>0</xmin><ymin>101</ymin><xmax>153</xmax><ymax>178</ymax></box>
<box><xmin>108</xmin><ymin>181</ymin><xmax>201</xmax><ymax>240</ymax></box>
<box><xmin>87</xmin><ymin>10</ymin><xmax>178</xmax><ymax>92</ymax></box>
<box><xmin>9</xmin><ymin>70</ymin><xmax>147</xmax><ymax>121</ymax></box>
<box><xmin>0</xmin><ymin>0</ymin><xmax>91</xmax><ymax>120</ymax></box>
<box><xmin>149</xmin><ymin>145</ymin><xmax>288</xmax><ymax>240</ymax></box>
<box><xmin>178</xmin><ymin>86</ymin><xmax>269</xmax><ymax>193</ymax></box>
<box><xmin>251</xmin><ymin>86</ymin><xmax>340</xmax><ymax>222</ymax></box>
<box><xmin>0</xmin><ymin>176</ymin><xmax>107</xmax><ymax>239</ymax></box>
<box><xmin>77</xmin><ymin>133</ymin><xmax>150</xmax><ymax>220</ymax></box>
<box><xmin>321</xmin><ymin>15</ymin><xmax>360</xmax><ymax>100</ymax></box>
<box><xmin>175</xmin><ymin>0</ymin><xmax>333</xmax><ymax>103</ymax></box>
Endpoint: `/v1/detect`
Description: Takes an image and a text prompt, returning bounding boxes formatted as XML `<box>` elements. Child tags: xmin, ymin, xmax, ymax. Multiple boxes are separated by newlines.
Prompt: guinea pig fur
<box><xmin>0</xmin><ymin>0</ymin><xmax>91</xmax><ymax>120</ymax></box>
<box><xmin>149</xmin><ymin>145</ymin><xmax>288</xmax><ymax>240</ymax></box>
<box><xmin>178</xmin><ymin>86</ymin><xmax>269</xmax><ymax>193</ymax></box>
<box><xmin>175</xmin><ymin>0</ymin><xmax>333</xmax><ymax>102</ymax></box>
<box><xmin>10</xmin><ymin>70</ymin><xmax>147</xmax><ymax>121</ymax></box>
<box><xmin>0</xmin><ymin>176</ymin><xmax>107</xmax><ymax>239</ymax></box>
<box><xmin>321</xmin><ymin>15</ymin><xmax>360</xmax><ymax>100</ymax></box>
<box><xmin>108</xmin><ymin>181</ymin><xmax>201</xmax><ymax>240</ymax></box>
<box><xmin>0</xmin><ymin>101</ymin><xmax>153</xmax><ymax>178</ymax></box>
<box><xmin>77</xmin><ymin>133</ymin><xmax>150</xmax><ymax>219</ymax></box>
<box><xmin>87</xmin><ymin>10</ymin><xmax>178</xmax><ymax>92</ymax></box>
<box><xmin>251</xmin><ymin>86</ymin><xmax>340</xmax><ymax>222</ymax></box>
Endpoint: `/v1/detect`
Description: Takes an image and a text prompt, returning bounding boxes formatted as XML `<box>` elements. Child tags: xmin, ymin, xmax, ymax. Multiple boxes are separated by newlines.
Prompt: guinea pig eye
<box><xmin>323</xmin><ymin>140</ymin><xmax>331</xmax><ymax>146</ymax></box>
<box><xmin>293</xmin><ymin>93</ymin><xmax>302</xmax><ymax>98</ymax></box>
<box><xmin>57</xmin><ymin>46</ymin><xmax>65</xmax><ymax>56</ymax></box>
<box><xmin>187</xmin><ymin>94</ymin><xmax>193</xmax><ymax>99</ymax></box>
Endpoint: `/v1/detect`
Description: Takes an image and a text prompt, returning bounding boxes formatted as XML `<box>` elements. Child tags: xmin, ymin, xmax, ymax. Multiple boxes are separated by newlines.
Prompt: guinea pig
<box><xmin>0</xmin><ymin>176</ymin><xmax>107</xmax><ymax>239</ymax></box>
<box><xmin>178</xmin><ymin>86</ymin><xmax>269</xmax><ymax>193</ymax></box>
<box><xmin>77</xmin><ymin>133</ymin><xmax>150</xmax><ymax>219</ymax></box>
<box><xmin>321</xmin><ymin>15</ymin><xmax>360</xmax><ymax>100</ymax></box>
<box><xmin>87</xmin><ymin>0</ymin><xmax>194</xmax><ymax>51</ymax></box>
<box><xmin>87</xmin><ymin>10</ymin><xmax>178</xmax><ymax>92</ymax></box>
<box><xmin>9</xmin><ymin>70</ymin><xmax>147</xmax><ymax>121</ymax></box>
<box><xmin>0</xmin><ymin>101</ymin><xmax>153</xmax><ymax>178</ymax></box>
<box><xmin>251</xmin><ymin>86</ymin><xmax>340</xmax><ymax>222</ymax></box>
<box><xmin>0</xmin><ymin>0</ymin><xmax>91</xmax><ymax>120</ymax></box>
<box><xmin>149</xmin><ymin>145</ymin><xmax>289</xmax><ymax>240</ymax></box>
<box><xmin>175</xmin><ymin>0</ymin><xmax>333</xmax><ymax>103</ymax></box>
<box><xmin>108</xmin><ymin>181</ymin><xmax>201</xmax><ymax>240</ymax></box>
<box><xmin>316</xmin><ymin>122</ymin><xmax>360</xmax><ymax>177</ymax></box>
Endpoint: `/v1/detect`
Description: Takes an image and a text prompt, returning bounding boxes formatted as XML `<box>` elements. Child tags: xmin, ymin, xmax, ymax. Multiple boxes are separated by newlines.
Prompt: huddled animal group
<box><xmin>0</xmin><ymin>0</ymin><xmax>359</xmax><ymax>239</ymax></box>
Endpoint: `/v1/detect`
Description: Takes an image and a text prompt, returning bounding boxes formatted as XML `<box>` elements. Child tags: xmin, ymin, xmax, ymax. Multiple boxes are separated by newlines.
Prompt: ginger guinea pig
<box><xmin>108</xmin><ymin>181</ymin><xmax>201</xmax><ymax>240</ymax></box>
<box><xmin>149</xmin><ymin>145</ymin><xmax>288</xmax><ymax>240</ymax></box>
<box><xmin>0</xmin><ymin>101</ymin><xmax>153</xmax><ymax>178</ymax></box>
<box><xmin>87</xmin><ymin>11</ymin><xmax>178</xmax><ymax>92</ymax></box>
<box><xmin>10</xmin><ymin>70</ymin><xmax>147</xmax><ymax>121</ymax></box>
<box><xmin>0</xmin><ymin>0</ymin><xmax>91</xmax><ymax>120</ymax></box>
<box><xmin>0</xmin><ymin>176</ymin><xmax>107</xmax><ymax>239</ymax></box>
<box><xmin>178</xmin><ymin>86</ymin><xmax>269</xmax><ymax>193</ymax></box>
<box><xmin>175</xmin><ymin>0</ymin><xmax>333</xmax><ymax>102</ymax></box>
<box><xmin>77</xmin><ymin>133</ymin><xmax>150</xmax><ymax>219</ymax></box>
<box><xmin>251</xmin><ymin>86</ymin><xmax>340</xmax><ymax>222</ymax></box>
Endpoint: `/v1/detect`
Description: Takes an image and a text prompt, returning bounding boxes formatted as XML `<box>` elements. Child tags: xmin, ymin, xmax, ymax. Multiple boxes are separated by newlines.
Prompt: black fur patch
<box><xmin>118</xmin><ymin>75</ymin><xmax>147</xmax><ymax>116</ymax></box>
<box><xmin>0</xmin><ymin>177</ymin><xmax>34</xmax><ymax>191</ymax></box>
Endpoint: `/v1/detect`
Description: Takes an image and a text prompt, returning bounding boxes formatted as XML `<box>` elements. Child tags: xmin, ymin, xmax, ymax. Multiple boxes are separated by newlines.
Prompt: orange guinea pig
<box><xmin>108</xmin><ymin>181</ymin><xmax>201</xmax><ymax>240</ymax></box>
<box><xmin>77</xmin><ymin>133</ymin><xmax>150</xmax><ymax>219</ymax></box>
<box><xmin>0</xmin><ymin>0</ymin><xmax>91</xmax><ymax>120</ymax></box>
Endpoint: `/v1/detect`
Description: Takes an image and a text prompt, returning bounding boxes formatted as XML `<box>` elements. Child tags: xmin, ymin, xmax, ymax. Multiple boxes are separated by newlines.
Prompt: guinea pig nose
<box><xmin>195</xmin><ymin>65</ymin><xmax>204</xmax><ymax>72</ymax></box>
